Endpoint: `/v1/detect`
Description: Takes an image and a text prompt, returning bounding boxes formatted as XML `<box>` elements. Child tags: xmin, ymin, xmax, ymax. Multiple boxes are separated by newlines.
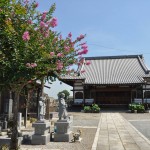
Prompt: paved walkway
<box><xmin>94</xmin><ymin>113</ymin><xmax>150</xmax><ymax>150</ymax></box>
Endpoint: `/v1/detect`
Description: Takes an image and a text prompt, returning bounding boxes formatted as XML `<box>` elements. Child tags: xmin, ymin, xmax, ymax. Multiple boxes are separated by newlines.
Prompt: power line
<box><xmin>88</xmin><ymin>43</ymin><xmax>150</xmax><ymax>55</ymax></box>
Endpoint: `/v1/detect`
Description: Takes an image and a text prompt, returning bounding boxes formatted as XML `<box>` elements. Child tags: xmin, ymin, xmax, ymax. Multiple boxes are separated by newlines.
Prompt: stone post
<box><xmin>8</xmin><ymin>91</ymin><xmax>13</xmax><ymax>119</ymax></box>
<box><xmin>3</xmin><ymin>118</ymin><xmax>8</xmax><ymax>129</ymax></box>
<box><xmin>18</xmin><ymin>113</ymin><xmax>22</xmax><ymax>130</ymax></box>
<box><xmin>45</xmin><ymin>98</ymin><xmax>50</xmax><ymax>120</ymax></box>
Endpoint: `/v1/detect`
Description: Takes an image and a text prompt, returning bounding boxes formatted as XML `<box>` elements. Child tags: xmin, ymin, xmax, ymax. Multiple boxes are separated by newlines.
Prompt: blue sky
<box><xmin>36</xmin><ymin>0</ymin><xmax>150</xmax><ymax>98</ymax></box>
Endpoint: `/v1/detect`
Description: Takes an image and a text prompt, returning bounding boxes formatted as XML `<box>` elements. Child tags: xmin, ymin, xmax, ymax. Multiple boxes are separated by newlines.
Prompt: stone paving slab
<box><xmin>96</xmin><ymin>113</ymin><xmax>150</xmax><ymax>150</ymax></box>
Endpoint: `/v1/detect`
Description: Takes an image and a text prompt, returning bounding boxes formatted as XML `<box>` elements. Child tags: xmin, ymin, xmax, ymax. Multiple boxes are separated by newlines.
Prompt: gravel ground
<box><xmin>21</xmin><ymin>128</ymin><xmax>97</xmax><ymax>150</ymax></box>
<box><xmin>70</xmin><ymin>112</ymin><xmax>100</xmax><ymax>127</ymax></box>
<box><xmin>20</xmin><ymin>112</ymin><xmax>100</xmax><ymax>150</ymax></box>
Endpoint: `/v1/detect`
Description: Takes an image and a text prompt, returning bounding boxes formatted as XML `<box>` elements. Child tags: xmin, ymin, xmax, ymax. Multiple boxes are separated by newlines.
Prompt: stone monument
<box><xmin>54</xmin><ymin>93</ymin><xmax>73</xmax><ymax>142</ymax></box>
<box><xmin>18</xmin><ymin>112</ymin><xmax>22</xmax><ymax>130</ymax></box>
<box><xmin>8</xmin><ymin>91</ymin><xmax>13</xmax><ymax>119</ymax></box>
<box><xmin>31</xmin><ymin>96</ymin><xmax>50</xmax><ymax>145</ymax></box>
<box><xmin>38</xmin><ymin>96</ymin><xmax>46</xmax><ymax>121</ymax></box>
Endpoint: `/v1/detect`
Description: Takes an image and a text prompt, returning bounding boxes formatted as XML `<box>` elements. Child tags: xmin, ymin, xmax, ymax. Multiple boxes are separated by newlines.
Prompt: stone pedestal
<box><xmin>31</xmin><ymin>121</ymin><xmax>50</xmax><ymax>145</ymax></box>
<box><xmin>54</xmin><ymin>116</ymin><xmax>73</xmax><ymax>142</ymax></box>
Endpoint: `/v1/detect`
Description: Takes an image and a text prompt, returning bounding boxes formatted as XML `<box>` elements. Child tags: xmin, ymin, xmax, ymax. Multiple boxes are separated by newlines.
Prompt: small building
<box><xmin>60</xmin><ymin>55</ymin><xmax>150</xmax><ymax>107</ymax></box>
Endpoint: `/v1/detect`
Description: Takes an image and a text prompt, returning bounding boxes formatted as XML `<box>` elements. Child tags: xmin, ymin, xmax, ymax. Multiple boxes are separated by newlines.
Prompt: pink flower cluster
<box><xmin>34</xmin><ymin>2</ymin><xmax>39</xmax><ymax>8</ymax></box>
<box><xmin>27</xmin><ymin>19</ymin><xmax>33</xmax><ymax>24</ymax></box>
<box><xmin>78</xmin><ymin>43</ymin><xmax>88</xmax><ymax>55</ymax></box>
<box><xmin>57</xmin><ymin>53</ymin><xmax>63</xmax><ymax>57</ymax></box>
<box><xmin>49</xmin><ymin>17</ymin><xmax>58</xmax><ymax>28</ymax></box>
<box><xmin>57</xmin><ymin>61</ymin><xmax>63</xmax><ymax>70</ymax></box>
<box><xmin>86</xmin><ymin>61</ymin><xmax>91</xmax><ymax>65</ymax></box>
<box><xmin>77</xmin><ymin>34</ymin><xmax>85</xmax><ymax>41</ymax></box>
<box><xmin>64</xmin><ymin>46</ymin><xmax>70</xmax><ymax>52</ymax></box>
<box><xmin>39</xmin><ymin>13</ymin><xmax>58</xmax><ymax>37</ymax></box>
<box><xmin>39</xmin><ymin>21</ymin><xmax>49</xmax><ymax>37</ymax></box>
<box><xmin>68</xmin><ymin>32</ymin><xmax>72</xmax><ymax>38</ymax></box>
<box><xmin>22</xmin><ymin>31</ymin><xmax>30</xmax><ymax>41</ymax></box>
<box><xmin>41</xmin><ymin>12</ymin><xmax>47</xmax><ymax>21</ymax></box>
<box><xmin>40</xmin><ymin>21</ymin><xmax>47</xmax><ymax>28</ymax></box>
<box><xmin>50</xmin><ymin>52</ymin><xmax>55</xmax><ymax>57</ymax></box>
<box><xmin>26</xmin><ymin>63</ymin><xmax>37</xmax><ymax>68</ymax></box>
<box><xmin>81</xmin><ymin>70</ymin><xmax>85</xmax><ymax>73</ymax></box>
<box><xmin>77</xmin><ymin>62</ymin><xmax>82</xmax><ymax>66</ymax></box>
<box><xmin>81</xmin><ymin>44</ymin><xmax>88</xmax><ymax>49</ymax></box>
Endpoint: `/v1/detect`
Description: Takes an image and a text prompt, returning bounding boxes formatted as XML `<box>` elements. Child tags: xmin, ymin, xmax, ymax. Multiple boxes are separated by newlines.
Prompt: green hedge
<box><xmin>84</xmin><ymin>106</ymin><xmax>91</xmax><ymax>113</ymax></box>
<box><xmin>129</xmin><ymin>103</ymin><xmax>145</xmax><ymax>113</ymax></box>
<box><xmin>84</xmin><ymin>104</ymin><xmax>100</xmax><ymax>113</ymax></box>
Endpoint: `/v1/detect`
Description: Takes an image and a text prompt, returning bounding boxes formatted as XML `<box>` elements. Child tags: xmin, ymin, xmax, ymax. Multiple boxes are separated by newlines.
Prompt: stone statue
<box><xmin>58</xmin><ymin>93</ymin><xmax>68</xmax><ymax>120</ymax></box>
<box><xmin>38</xmin><ymin>96</ymin><xmax>46</xmax><ymax>121</ymax></box>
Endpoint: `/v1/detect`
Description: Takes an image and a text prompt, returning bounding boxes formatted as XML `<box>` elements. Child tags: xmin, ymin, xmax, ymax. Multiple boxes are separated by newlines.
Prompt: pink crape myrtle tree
<box><xmin>0</xmin><ymin>0</ymin><xmax>89</xmax><ymax>149</ymax></box>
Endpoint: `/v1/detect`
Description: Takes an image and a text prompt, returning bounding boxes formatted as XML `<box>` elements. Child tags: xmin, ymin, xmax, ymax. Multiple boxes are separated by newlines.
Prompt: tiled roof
<box><xmin>78</xmin><ymin>55</ymin><xmax>150</xmax><ymax>85</ymax></box>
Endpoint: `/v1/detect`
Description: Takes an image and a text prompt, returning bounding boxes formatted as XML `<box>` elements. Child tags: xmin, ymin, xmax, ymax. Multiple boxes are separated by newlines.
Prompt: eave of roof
<box><xmin>83</xmin><ymin>54</ymin><xmax>143</xmax><ymax>60</ymax></box>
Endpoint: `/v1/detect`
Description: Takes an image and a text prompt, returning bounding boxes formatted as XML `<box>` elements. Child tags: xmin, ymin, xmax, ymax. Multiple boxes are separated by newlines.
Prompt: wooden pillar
<box><xmin>83</xmin><ymin>86</ymin><xmax>85</xmax><ymax>106</ymax></box>
<box><xmin>95</xmin><ymin>92</ymin><xmax>97</xmax><ymax>104</ymax></box>
<box><xmin>36</xmin><ymin>87</ymin><xmax>41</xmax><ymax>118</ymax></box>
<box><xmin>130</xmin><ymin>90</ymin><xmax>132</xmax><ymax>103</ymax></box>
<box><xmin>73</xmin><ymin>83</ymin><xmax>75</xmax><ymax>104</ymax></box>
<box><xmin>142</xmin><ymin>86</ymin><xmax>144</xmax><ymax>104</ymax></box>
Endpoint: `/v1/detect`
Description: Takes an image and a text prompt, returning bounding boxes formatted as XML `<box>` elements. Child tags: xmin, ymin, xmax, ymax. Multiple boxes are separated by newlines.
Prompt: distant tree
<box><xmin>57</xmin><ymin>90</ymin><xmax>70</xmax><ymax>100</ymax></box>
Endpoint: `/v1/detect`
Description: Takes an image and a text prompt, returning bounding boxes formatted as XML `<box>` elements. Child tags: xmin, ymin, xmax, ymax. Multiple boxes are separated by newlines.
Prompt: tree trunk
<box><xmin>24</xmin><ymin>90</ymin><xmax>29</xmax><ymax>128</ymax></box>
<box><xmin>41</xmin><ymin>78</ymin><xmax>44</xmax><ymax>97</ymax></box>
<box><xmin>37</xmin><ymin>87</ymin><xmax>40</xmax><ymax>118</ymax></box>
<box><xmin>24</xmin><ymin>106</ymin><xmax>27</xmax><ymax>128</ymax></box>
<box><xmin>10</xmin><ymin>90</ymin><xmax>20</xmax><ymax>149</ymax></box>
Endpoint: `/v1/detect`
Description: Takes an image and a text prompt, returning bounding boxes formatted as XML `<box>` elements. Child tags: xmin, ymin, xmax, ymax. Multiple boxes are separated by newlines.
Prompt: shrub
<box><xmin>129</xmin><ymin>104</ymin><xmax>137</xmax><ymax>111</ymax></box>
<box><xmin>136</xmin><ymin>105</ymin><xmax>145</xmax><ymax>113</ymax></box>
<box><xmin>84</xmin><ymin>106</ymin><xmax>91</xmax><ymax>113</ymax></box>
<box><xmin>129</xmin><ymin>103</ymin><xmax>145</xmax><ymax>113</ymax></box>
<box><xmin>91</xmin><ymin>104</ymin><xmax>100</xmax><ymax>113</ymax></box>
<box><xmin>84</xmin><ymin>104</ymin><xmax>100</xmax><ymax>113</ymax></box>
